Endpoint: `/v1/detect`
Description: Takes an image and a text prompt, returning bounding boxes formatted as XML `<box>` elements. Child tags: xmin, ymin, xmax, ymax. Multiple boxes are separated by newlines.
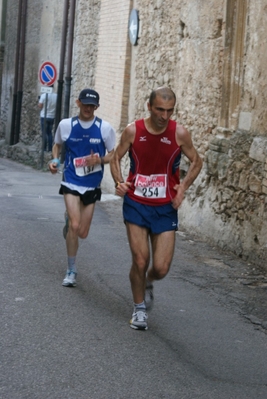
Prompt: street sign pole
<box><xmin>40</xmin><ymin>93</ymin><xmax>48</xmax><ymax>169</ymax></box>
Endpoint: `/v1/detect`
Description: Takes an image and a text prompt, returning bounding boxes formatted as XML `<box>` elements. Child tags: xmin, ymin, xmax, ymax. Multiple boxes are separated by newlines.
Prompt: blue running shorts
<box><xmin>123</xmin><ymin>195</ymin><xmax>178</xmax><ymax>234</ymax></box>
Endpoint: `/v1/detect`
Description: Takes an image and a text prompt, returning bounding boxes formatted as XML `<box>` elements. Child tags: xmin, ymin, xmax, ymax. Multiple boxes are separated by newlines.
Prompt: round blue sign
<box><xmin>39</xmin><ymin>61</ymin><xmax>57</xmax><ymax>86</ymax></box>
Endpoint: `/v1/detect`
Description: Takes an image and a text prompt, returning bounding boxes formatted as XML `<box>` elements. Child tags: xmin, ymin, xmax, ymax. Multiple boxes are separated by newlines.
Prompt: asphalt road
<box><xmin>0</xmin><ymin>158</ymin><xmax>267</xmax><ymax>399</ymax></box>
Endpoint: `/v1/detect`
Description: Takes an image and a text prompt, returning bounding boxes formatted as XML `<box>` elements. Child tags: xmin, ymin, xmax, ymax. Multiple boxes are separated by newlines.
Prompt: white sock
<box><xmin>67</xmin><ymin>256</ymin><xmax>77</xmax><ymax>273</ymax></box>
<box><xmin>134</xmin><ymin>301</ymin><xmax>146</xmax><ymax>312</ymax></box>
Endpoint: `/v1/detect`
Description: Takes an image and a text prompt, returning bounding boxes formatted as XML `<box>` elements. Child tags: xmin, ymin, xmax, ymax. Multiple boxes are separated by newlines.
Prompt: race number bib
<box><xmin>73</xmin><ymin>155</ymin><xmax>101</xmax><ymax>177</ymax></box>
<box><xmin>134</xmin><ymin>174</ymin><xmax>167</xmax><ymax>199</ymax></box>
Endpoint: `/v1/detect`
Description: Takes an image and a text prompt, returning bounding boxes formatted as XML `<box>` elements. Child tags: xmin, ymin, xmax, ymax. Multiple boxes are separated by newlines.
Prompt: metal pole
<box><xmin>40</xmin><ymin>93</ymin><xmax>48</xmax><ymax>169</ymax></box>
<box><xmin>54</xmin><ymin>0</ymin><xmax>69</xmax><ymax>132</ymax></box>
<box><xmin>10</xmin><ymin>0</ymin><xmax>23</xmax><ymax>145</ymax></box>
<box><xmin>14</xmin><ymin>0</ymin><xmax>27</xmax><ymax>144</ymax></box>
<box><xmin>61</xmin><ymin>0</ymin><xmax>76</xmax><ymax>164</ymax></box>
<box><xmin>63</xmin><ymin>0</ymin><xmax>76</xmax><ymax>119</ymax></box>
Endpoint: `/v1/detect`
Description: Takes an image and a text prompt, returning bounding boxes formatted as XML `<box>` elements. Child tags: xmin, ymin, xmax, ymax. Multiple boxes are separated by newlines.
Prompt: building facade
<box><xmin>1</xmin><ymin>0</ymin><xmax>267</xmax><ymax>265</ymax></box>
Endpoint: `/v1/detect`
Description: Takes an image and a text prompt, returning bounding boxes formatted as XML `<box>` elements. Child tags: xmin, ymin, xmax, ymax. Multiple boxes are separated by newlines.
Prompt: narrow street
<box><xmin>0</xmin><ymin>158</ymin><xmax>267</xmax><ymax>399</ymax></box>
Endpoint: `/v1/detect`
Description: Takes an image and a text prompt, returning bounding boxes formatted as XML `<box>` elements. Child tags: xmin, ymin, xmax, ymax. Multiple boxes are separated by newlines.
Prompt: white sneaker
<box><xmin>130</xmin><ymin>310</ymin><xmax>148</xmax><ymax>330</ymax></box>
<box><xmin>62</xmin><ymin>271</ymin><xmax>77</xmax><ymax>287</ymax></box>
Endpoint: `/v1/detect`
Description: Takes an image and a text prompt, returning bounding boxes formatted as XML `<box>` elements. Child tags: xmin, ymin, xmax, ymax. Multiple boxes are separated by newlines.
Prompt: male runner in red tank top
<box><xmin>110</xmin><ymin>87</ymin><xmax>202</xmax><ymax>330</ymax></box>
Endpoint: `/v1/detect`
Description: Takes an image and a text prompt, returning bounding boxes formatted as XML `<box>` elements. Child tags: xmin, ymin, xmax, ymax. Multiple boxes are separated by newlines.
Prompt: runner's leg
<box><xmin>148</xmin><ymin>230</ymin><xmax>176</xmax><ymax>282</ymax></box>
<box><xmin>64</xmin><ymin>193</ymin><xmax>81</xmax><ymax>257</ymax></box>
<box><xmin>78</xmin><ymin>201</ymin><xmax>96</xmax><ymax>239</ymax></box>
<box><xmin>62</xmin><ymin>193</ymin><xmax>82</xmax><ymax>286</ymax></box>
<box><xmin>126</xmin><ymin>222</ymin><xmax>150</xmax><ymax>304</ymax></box>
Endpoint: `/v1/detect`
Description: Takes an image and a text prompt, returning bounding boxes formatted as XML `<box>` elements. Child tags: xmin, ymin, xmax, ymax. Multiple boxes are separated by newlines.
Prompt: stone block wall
<box><xmin>23</xmin><ymin>0</ymin><xmax>63</xmax><ymax>146</ymax></box>
<box><xmin>128</xmin><ymin>0</ymin><xmax>267</xmax><ymax>263</ymax></box>
<box><xmin>71</xmin><ymin>0</ymin><xmax>132</xmax><ymax>192</ymax></box>
<box><xmin>71</xmin><ymin>0</ymin><xmax>101</xmax><ymax>107</ymax></box>
<box><xmin>0</xmin><ymin>0</ymin><xmax>63</xmax><ymax>149</ymax></box>
<box><xmin>2</xmin><ymin>0</ymin><xmax>267</xmax><ymax>264</ymax></box>
<box><xmin>0</xmin><ymin>0</ymin><xmax>18</xmax><ymax>140</ymax></box>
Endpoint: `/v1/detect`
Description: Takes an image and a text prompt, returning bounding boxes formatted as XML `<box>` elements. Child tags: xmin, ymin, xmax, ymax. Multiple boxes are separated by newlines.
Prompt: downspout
<box><xmin>63</xmin><ymin>0</ymin><xmax>76</xmax><ymax>118</ymax></box>
<box><xmin>54</xmin><ymin>0</ymin><xmax>69</xmax><ymax>132</ymax></box>
<box><xmin>14</xmin><ymin>0</ymin><xmax>28</xmax><ymax>145</ymax></box>
<box><xmin>10</xmin><ymin>0</ymin><xmax>23</xmax><ymax>145</ymax></box>
<box><xmin>0</xmin><ymin>0</ymin><xmax>8</xmax><ymax>106</ymax></box>
<box><xmin>61</xmin><ymin>0</ymin><xmax>76</xmax><ymax>164</ymax></box>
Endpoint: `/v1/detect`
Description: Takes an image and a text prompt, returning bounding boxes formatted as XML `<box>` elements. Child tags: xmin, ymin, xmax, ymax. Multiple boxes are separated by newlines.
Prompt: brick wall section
<box><xmin>94</xmin><ymin>0</ymin><xmax>131</xmax><ymax>132</ymax></box>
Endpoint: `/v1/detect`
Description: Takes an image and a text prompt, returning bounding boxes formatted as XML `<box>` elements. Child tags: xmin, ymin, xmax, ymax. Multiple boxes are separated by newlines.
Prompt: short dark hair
<box><xmin>149</xmin><ymin>87</ymin><xmax>176</xmax><ymax>106</ymax></box>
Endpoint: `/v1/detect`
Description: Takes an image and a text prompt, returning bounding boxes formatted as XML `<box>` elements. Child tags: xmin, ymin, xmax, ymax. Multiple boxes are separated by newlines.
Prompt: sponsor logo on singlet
<box><xmin>89</xmin><ymin>138</ymin><xmax>101</xmax><ymax>144</ymax></box>
<box><xmin>160</xmin><ymin>137</ymin><xmax>171</xmax><ymax>145</ymax></box>
<box><xmin>139</xmin><ymin>136</ymin><xmax>147</xmax><ymax>141</ymax></box>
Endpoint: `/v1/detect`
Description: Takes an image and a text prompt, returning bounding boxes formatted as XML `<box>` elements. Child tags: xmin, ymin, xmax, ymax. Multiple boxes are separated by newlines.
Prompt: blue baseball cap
<box><xmin>78</xmin><ymin>88</ymin><xmax>99</xmax><ymax>106</ymax></box>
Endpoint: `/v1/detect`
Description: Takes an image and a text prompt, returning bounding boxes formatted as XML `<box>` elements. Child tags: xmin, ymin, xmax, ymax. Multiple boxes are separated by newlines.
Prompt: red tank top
<box><xmin>126</xmin><ymin>119</ymin><xmax>181</xmax><ymax>205</ymax></box>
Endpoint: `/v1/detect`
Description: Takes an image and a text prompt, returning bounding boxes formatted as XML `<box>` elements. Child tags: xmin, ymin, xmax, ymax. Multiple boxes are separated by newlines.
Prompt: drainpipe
<box><xmin>63</xmin><ymin>0</ymin><xmax>76</xmax><ymax>119</ymax></box>
<box><xmin>61</xmin><ymin>0</ymin><xmax>76</xmax><ymax>164</ymax></box>
<box><xmin>10</xmin><ymin>0</ymin><xmax>23</xmax><ymax>145</ymax></box>
<box><xmin>14</xmin><ymin>0</ymin><xmax>27</xmax><ymax>144</ymax></box>
<box><xmin>0</xmin><ymin>0</ymin><xmax>8</xmax><ymax>107</ymax></box>
<box><xmin>54</xmin><ymin>0</ymin><xmax>69</xmax><ymax>132</ymax></box>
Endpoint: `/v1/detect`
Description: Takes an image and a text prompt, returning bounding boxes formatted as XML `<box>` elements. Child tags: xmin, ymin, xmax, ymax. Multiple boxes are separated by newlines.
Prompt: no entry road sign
<box><xmin>39</xmin><ymin>61</ymin><xmax>57</xmax><ymax>86</ymax></box>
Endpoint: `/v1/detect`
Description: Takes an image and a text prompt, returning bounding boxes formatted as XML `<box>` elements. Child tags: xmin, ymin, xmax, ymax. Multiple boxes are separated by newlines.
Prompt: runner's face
<box><xmin>148</xmin><ymin>96</ymin><xmax>175</xmax><ymax>130</ymax></box>
<box><xmin>77</xmin><ymin>101</ymin><xmax>97</xmax><ymax>121</ymax></box>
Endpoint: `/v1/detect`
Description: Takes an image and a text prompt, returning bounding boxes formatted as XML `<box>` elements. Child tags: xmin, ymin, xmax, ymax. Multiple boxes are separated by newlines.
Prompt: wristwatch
<box><xmin>115</xmin><ymin>181</ymin><xmax>124</xmax><ymax>188</ymax></box>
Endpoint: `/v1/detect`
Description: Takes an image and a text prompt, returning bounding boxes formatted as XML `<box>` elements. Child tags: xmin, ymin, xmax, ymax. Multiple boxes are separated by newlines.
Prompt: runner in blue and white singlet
<box><xmin>49</xmin><ymin>88</ymin><xmax>116</xmax><ymax>288</ymax></box>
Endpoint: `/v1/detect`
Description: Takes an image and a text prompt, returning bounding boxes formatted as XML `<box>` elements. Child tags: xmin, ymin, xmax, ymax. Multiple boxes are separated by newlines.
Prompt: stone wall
<box><xmin>128</xmin><ymin>0</ymin><xmax>267</xmax><ymax>263</ymax></box>
<box><xmin>1</xmin><ymin>0</ymin><xmax>267</xmax><ymax>264</ymax></box>
<box><xmin>70</xmin><ymin>0</ymin><xmax>132</xmax><ymax>192</ymax></box>
<box><xmin>71</xmin><ymin>0</ymin><xmax>101</xmax><ymax>109</ymax></box>
<box><xmin>0</xmin><ymin>0</ymin><xmax>63</xmax><ymax>151</ymax></box>
<box><xmin>0</xmin><ymin>0</ymin><xmax>17</xmax><ymax>140</ymax></box>
<box><xmin>71</xmin><ymin>0</ymin><xmax>131</xmax><ymax>133</ymax></box>
<box><xmin>242</xmin><ymin>1</ymin><xmax>267</xmax><ymax>134</ymax></box>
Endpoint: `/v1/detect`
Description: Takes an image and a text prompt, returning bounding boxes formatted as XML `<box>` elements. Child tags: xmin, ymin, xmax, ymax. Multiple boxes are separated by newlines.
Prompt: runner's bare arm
<box><xmin>84</xmin><ymin>149</ymin><xmax>115</xmax><ymax>167</ymax></box>
<box><xmin>48</xmin><ymin>143</ymin><xmax>62</xmax><ymax>174</ymax></box>
<box><xmin>110</xmin><ymin>123</ymin><xmax>135</xmax><ymax>195</ymax></box>
<box><xmin>172</xmin><ymin>125</ymin><xmax>202</xmax><ymax>209</ymax></box>
<box><xmin>52</xmin><ymin>143</ymin><xmax>61</xmax><ymax>160</ymax></box>
<box><xmin>101</xmin><ymin>149</ymin><xmax>114</xmax><ymax>164</ymax></box>
<box><xmin>110</xmin><ymin>123</ymin><xmax>135</xmax><ymax>183</ymax></box>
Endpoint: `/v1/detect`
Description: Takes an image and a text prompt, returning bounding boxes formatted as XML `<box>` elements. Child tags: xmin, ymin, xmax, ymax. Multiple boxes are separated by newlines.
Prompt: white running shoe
<box><xmin>130</xmin><ymin>310</ymin><xmax>148</xmax><ymax>330</ymax></box>
<box><xmin>62</xmin><ymin>271</ymin><xmax>77</xmax><ymax>287</ymax></box>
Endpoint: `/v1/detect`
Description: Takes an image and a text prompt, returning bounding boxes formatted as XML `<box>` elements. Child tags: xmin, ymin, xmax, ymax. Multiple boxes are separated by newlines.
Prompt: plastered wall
<box><xmin>2</xmin><ymin>0</ymin><xmax>267</xmax><ymax>264</ymax></box>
